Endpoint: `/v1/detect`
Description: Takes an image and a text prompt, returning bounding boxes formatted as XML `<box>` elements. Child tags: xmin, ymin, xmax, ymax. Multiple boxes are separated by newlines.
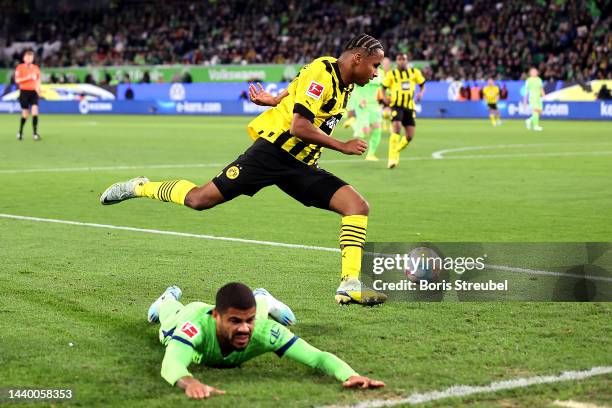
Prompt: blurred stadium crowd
<box><xmin>1</xmin><ymin>0</ymin><xmax>610</xmax><ymax>81</ymax></box>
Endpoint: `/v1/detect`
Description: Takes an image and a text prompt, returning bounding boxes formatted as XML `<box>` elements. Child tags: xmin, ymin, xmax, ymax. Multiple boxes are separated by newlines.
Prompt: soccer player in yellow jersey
<box><xmin>482</xmin><ymin>78</ymin><xmax>501</xmax><ymax>126</ymax></box>
<box><xmin>380</xmin><ymin>57</ymin><xmax>393</xmax><ymax>134</ymax></box>
<box><xmin>382</xmin><ymin>53</ymin><xmax>426</xmax><ymax>169</ymax></box>
<box><xmin>100</xmin><ymin>34</ymin><xmax>388</xmax><ymax>306</ymax></box>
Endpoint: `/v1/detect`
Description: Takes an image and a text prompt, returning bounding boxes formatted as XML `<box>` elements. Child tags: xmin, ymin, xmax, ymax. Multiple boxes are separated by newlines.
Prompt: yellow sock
<box><xmin>397</xmin><ymin>137</ymin><xmax>409</xmax><ymax>152</ymax></box>
<box><xmin>135</xmin><ymin>180</ymin><xmax>197</xmax><ymax>205</ymax></box>
<box><xmin>382</xmin><ymin>120</ymin><xmax>390</xmax><ymax>133</ymax></box>
<box><xmin>388</xmin><ymin>133</ymin><xmax>400</xmax><ymax>160</ymax></box>
<box><xmin>489</xmin><ymin>113</ymin><xmax>496</xmax><ymax>125</ymax></box>
<box><xmin>343</xmin><ymin>116</ymin><xmax>356</xmax><ymax>129</ymax></box>
<box><xmin>340</xmin><ymin>215</ymin><xmax>368</xmax><ymax>281</ymax></box>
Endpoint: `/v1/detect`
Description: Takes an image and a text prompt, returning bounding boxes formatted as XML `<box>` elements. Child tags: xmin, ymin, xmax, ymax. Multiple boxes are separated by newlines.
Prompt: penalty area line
<box><xmin>319</xmin><ymin>366</ymin><xmax>612</xmax><ymax>408</ymax></box>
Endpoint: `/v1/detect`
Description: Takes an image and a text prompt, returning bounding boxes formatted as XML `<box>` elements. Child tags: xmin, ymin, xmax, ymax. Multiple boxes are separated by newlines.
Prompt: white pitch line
<box><xmin>553</xmin><ymin>400</ymin><xmax>609</xmax><ymax>408</ymax></box>
<box><xmin>0</xmin><ymin>162</ymin><xmax>227</xmax><ymax>174</ymax></box>
<box><xmin>2</xmin><ymin>151</ymin><xmax>612</xmax><ymax>175</ymax></box>
<box><xmin>432</xmin><ymin>142</ymin><xmax>612</xmax><ymax>159</ymax></box>
<box><xmin>432</xmin><ymin>143</ymin><xmax>552</xmax><ymax>159</ymax></box>
<box><xmin>0</xmin><ymin>159</ymin><xmax>356</xmax><ymax>174</ymax></box>
<box><xmin>0</xmin><ymin>213</ymin><xmax>339</xmax><ymax>253</ymax></box>
<box><xmin>486</xmin><ymin>263</ymin><xmax>612</xmax><ymax>283</ymax></box>
<box><xmin>441</xmin><ymin>151</ymin><xmax>612</xmax><ymax>160</ymax></box>
<box><xmin>1</xmin><ymin>213</ymin><xmax>611</xmax><ymax>283</ymax></box>
<box><xmin>320</xmin><ymin>366</ymin><xmax>612</xmax><ymax>408</ymax></box>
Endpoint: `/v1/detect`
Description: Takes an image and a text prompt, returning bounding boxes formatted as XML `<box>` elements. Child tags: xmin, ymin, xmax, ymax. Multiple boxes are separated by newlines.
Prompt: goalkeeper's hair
<box><xmin>215</xmin><ymin>282</ymin><xmax>256</xmax><ymax>314</ymax></box>
<box><xmin>344</xmin><ymin>33</ymin><xmax>384</xmax><ymax>55</ymax></box>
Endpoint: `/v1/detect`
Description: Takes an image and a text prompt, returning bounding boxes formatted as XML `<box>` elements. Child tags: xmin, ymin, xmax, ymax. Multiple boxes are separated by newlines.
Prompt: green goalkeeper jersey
<box><xmin>352</xmin><ymin>68</ymin><xmax>384</xmax><ymax>110</ymax></box>
<box><xmin>159</xmin><ymin>300</ymin><xmax>358</xmax><ymax>385</ymax></box>
<box><xmin>526</xmin><ymin>76</ymin><xmax>543</xmax><ymax>103</ymax></box>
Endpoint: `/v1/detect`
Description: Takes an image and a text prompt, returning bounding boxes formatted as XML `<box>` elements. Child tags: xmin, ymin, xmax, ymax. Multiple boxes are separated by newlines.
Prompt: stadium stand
<box><xmin>1</xmin><ymin>0</ymin><xmax>609</xmax><ymax>81</ymax></box>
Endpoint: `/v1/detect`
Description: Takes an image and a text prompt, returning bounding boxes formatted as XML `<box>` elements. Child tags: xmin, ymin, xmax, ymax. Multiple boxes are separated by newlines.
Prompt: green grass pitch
<box><xmin>0</xmin><ymin>115</ymin><xmax>610</xmax><ymax>407</ymax></box>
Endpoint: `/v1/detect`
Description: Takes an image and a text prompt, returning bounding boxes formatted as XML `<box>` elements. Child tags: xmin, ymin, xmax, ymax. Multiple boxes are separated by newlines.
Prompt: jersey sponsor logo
<box><xmin>324</xmin><ymin>116</ymin><xmax>340</xmax><ymax>130</ymax></box>
<box><xmin>401</xmin><ymin>82</ymin><xmax>412</xmax><ymax>91</ymax></box>
<box><xmin>269</xmin><ymin>327</ymin><xmax>281</xmax><ymax>345</ymax></box>
<box><xmin>180</xmin><ymin>322</ymin><xmax>200</xmax><ymax>339</ymax></box>
<box><xmin>306</xmin><ymin>81</ymin><xmax>324</xmax><ymax>100</ymax></box>
<box><xmin>225</xmin><ymin>165</ymin><xmax>240</xmax><ymax>180</ymax></box>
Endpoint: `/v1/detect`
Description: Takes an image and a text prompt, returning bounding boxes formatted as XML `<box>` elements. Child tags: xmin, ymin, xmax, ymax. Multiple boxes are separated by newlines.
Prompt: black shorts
<box><xmin>19</xmin><ymin>90</ymin><xmax>39</xmax><ymax>109</ymax></box>
<box><xmin>212</xmin><ymin>138</ymin><xmax>348</xmax><ymax>209</ymax></box>
<box><xmin>391</xmin><ymin>107</ymin><xmax>416</xmax><ymax>127</ymax></box>
<box><xmin>487</xmin><ymin>103</ymin><xmax>498</xmax><ymax>110</ymax></box>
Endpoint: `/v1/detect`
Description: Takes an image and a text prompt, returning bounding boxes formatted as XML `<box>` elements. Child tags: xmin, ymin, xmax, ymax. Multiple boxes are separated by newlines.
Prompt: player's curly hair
<box><xmin>344</xmin><ymin>33</ymin><xmax>384</xmax><ymax>55</ymax></box>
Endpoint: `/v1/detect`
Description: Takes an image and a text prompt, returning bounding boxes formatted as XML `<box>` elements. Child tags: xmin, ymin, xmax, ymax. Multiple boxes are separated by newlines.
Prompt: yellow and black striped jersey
<box><xmin>247</xmin><ymin>56</ymin><xmax>353</xmax><ymax>166</ymax></box>
<box><xmin>382</xmin><ymin>67</ymin><xmax>425</xmax><ymax>110</ymax></box>
<box><xmin>482</xmin><ymin>85</ymin><xmax>500</xmax><ymax>104</ymax></box>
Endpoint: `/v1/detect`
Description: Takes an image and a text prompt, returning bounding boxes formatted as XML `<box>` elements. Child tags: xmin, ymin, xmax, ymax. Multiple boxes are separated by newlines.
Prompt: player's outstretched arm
<box><xmin>291</xmin><ymin>113</ymin><xmax>367</xmax><ymax>155</ymax></box>
<box><xmin>161</xmin><ymin>341</ymin><xmax>226</xmax><ymax>399</ymax></box>
<box><xmin>282</xmin><ymin>337</ymin><xmax>385</xmax><ymax>389</ymax></box>
<box><xmin>176</xmin><ymin>376</ymin><xmax>226</xmax><ymax>400</ymax></box>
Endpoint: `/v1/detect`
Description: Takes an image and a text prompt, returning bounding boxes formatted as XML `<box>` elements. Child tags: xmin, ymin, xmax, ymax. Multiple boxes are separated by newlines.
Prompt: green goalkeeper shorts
<box><xmin>529</xmin><ymin>97</ymin><xmax>543</xmax><ymax>111</ymax></box>
<box><xmin>354</xmin><ymin>107</ymin><xmax>382</xmax><ymax>131</ymax></box>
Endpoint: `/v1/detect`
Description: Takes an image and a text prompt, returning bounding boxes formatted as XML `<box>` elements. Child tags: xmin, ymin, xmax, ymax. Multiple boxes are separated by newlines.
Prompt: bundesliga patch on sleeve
<box><xmin>180</xmin><ymin>322</ymin><xmax>200</xmax><ymax>339</ymax></box>
<box><xmin>306</xmin><ymin>81</ymin><xmax>325</xmax><ymax>100</ymax></box>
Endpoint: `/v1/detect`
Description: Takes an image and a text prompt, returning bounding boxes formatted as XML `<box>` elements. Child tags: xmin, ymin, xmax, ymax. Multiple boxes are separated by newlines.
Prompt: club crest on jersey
<box><xmin>306</xmin><ymin>81</ymin><xmax>324</xmax><ymax>100</ymax></box>
<box><xmin>226</xmin><ymin>166</ymin><xmax>240</xmax><ymax>180</ymax></box>
<box><xmin>181</xmin><ymin>322</ymin><xmax>199</xmax><ymax>339</ymax></box>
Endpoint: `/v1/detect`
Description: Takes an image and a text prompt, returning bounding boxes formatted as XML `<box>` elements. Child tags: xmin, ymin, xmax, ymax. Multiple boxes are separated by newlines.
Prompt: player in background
<box><xmin>101</xmin><ymin>34</ymin><xmax>388</xmax><ymax>306</ymax></box>
<box><xmin>148</xmin><ymin>282</ymin><xmax>385</xmax><ymax>399</ymax></box>
<box><xmin>382</xmin><ymin>53</ymin><xmax>425</xmax><ymax>169</ymax></box>
<box><xmin>14</xmin><ymin>50</ymin><xmax>42</xmax><ymax>141</ymax></box>
<box><xmin>482</xmin><ymin>78</ymin><xmax>501</xmax><ymax>126</ymax></box>
<box><xmin>379</xmin><ymin>57</ymin><xmax>393</xmax><ymax>134</ymax></box>
<box><xmin>351</xmin><ymin>64</ymin><xmax>384</xmax><ymax>161</ymax></box>
<box><xmin>524</xmin><ymin>68</ymin><xmax>544</xmax><ymax>131</ymax></box>
<box><xmin>342</xmin><ymin>99</ymin><xmax>357</xmax><ymax>136</ymax></box>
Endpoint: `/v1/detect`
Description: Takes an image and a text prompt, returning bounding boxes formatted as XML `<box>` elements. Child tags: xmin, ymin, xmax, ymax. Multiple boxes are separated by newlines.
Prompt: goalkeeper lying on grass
<box><xmin>148</xmin><ymin>282</ymin><xmax>385</xmax><ymax>399</ymax></box>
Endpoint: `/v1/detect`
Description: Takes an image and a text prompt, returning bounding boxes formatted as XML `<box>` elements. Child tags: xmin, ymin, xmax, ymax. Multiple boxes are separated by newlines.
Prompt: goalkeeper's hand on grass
<box><xmin>342</xmin><ymin>375</ymin><xmax>385</xmax><ymax>389</ymax></box>
<box><xmin>178</xmin><ymin>376</ymin><xmax>226</xmax><ymax>399</ymax></box>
